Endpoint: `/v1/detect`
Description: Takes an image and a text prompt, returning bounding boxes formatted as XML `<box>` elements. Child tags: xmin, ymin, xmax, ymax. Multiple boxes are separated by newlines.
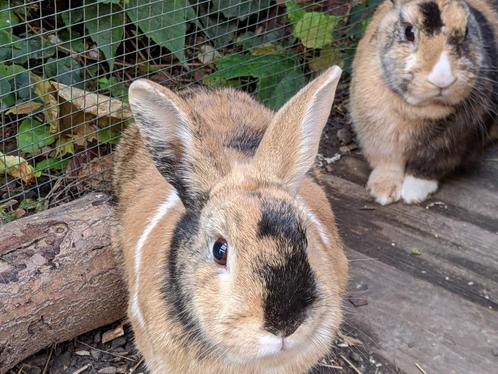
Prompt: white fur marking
<box><xmin>297</xmin><ymin>197</ymin><xmax>331</xmax><ymax>246</ymax></box>
<box><xmin>427</xmin><ymin>52</ymin><xmax>455</xmax><ymax>88</ymax></box>
<box><xmin>258</xmin><ymin>334</ymin><xmax>283</xmax><ymax>357</ymax></box>
<box><xmin>132</xmin><ymin>191</ymin><xmax>179</xmax><ymax>327</ymax></box>
<box><xmin>401</xmin><ymin>175</ymin><xmax>438</xmax><ymax>204</ymax></box>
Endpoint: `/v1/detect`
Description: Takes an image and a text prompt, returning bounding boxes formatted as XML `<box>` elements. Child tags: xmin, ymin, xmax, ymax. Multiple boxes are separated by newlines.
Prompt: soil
<box><xmin>11</xmin><ymin>318</ymin><xmax>395</xmax><ymax>374</ymax></box>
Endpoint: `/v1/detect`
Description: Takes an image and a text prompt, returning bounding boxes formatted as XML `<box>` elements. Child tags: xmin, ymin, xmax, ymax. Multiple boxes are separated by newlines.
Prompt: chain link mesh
<box><xmin>0</xmin><ymin>0</ymin><xmax>380</xmax><ymax>219</ymax></box>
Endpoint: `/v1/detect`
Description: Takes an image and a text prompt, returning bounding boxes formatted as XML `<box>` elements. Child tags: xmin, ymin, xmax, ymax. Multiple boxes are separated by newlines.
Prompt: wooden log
<box><xmin>0</xmin><ymin>193</ymin><xmax>127</xmax><ymax>373</ymax></box>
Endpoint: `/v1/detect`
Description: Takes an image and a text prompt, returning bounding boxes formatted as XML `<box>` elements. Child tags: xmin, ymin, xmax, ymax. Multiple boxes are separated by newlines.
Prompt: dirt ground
<box><xmin>10</xmin><ymin>89</ymin><xmax>397</xmax><ymax>374</ymax></box>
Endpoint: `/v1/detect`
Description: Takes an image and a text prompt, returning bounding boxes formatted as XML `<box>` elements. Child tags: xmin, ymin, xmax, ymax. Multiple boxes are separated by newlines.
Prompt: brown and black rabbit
<box><xmin>112</xmin><ymin>67</ymin><xmax>348</xmax><ymax>373</ymax></box>
<box><xmin>351</xmin><ymin>0</ymin><xmax>498</xmax><ymax>204</ymax></box>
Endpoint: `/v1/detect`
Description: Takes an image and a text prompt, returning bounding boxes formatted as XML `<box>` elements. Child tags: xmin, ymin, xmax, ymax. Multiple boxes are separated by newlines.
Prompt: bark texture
<box><xmin>0</xmin><ymin>193</ymin><xmax>127</xmax><ymax>373</ymax></box>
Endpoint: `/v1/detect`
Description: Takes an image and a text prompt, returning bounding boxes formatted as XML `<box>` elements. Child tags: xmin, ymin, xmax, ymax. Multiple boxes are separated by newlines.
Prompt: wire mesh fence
<box><xmin>0</xmin><ymin>0</ymin><xmax>381</xmax><ymax>221</ymax></box>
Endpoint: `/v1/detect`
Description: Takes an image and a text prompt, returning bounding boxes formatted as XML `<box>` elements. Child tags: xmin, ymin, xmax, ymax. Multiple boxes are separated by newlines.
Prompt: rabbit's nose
<box><xmin>264</xmin><ymin>311</ymin><xmax>306</xmax><ymax>338</ymax></box>
<box><xmin>427</xmin><ymin>51</ymin><xmax>457</xmax><ymax>89</ymax></box>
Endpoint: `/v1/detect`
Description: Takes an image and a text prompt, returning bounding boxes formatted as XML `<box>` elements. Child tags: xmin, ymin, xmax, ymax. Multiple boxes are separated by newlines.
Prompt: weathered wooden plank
<box><xmin>317</xmin><ymin>146</ymin><xmax>498</xmax><ymax>373</ymax></box>
<box><xmin>322</xmin><ymin>173</ymin><xmax>498</xmax><ymax>307</ymax></box>
<box><xmin>331</xmin><ymin>146</ymin><xmax>498</xmax><ymax>223</ymax></box>
<box><xmin>345</xmin><ymin>249</ymin><xmax>498</xmax><ymax>374</ymax></box>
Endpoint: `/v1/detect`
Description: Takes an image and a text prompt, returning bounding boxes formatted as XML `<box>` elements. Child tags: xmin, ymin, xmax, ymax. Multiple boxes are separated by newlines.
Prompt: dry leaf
<box><xmin>197</xmin><ymin>45</ymin><xmax>221</xmax><ymax>64</ymax></box>
<box><xmin>102</xmin><ymin>323</ymin><xmax>124</xmax><ymax>344</ymax></box>
<box><xmin>77</xmin><ymin>154</ymin><xmax>114</xmax><ymax>192</ymax></box>
<box><xmin>0</xmin><ymin>152</ymin><xmax>38</xmax><ymax>184</ymax></box>
<box><xmin>71</xmin><ymin>123</ymin><xmax>97</xmax><ymax>147</ymax></box>
<box><xmin>32</xmin><ymin>74</ymin><xmax>59</xmax><ymax>133</ymax></box>
<box><xmin>54</xmin><ymin>82</ymin><xmax>132</xmax><ymax>120</ymax></box>
<box><xmin>5</xmin><ymin>101</ymin><xmax>43</xmax><ymax>115</ymax></box>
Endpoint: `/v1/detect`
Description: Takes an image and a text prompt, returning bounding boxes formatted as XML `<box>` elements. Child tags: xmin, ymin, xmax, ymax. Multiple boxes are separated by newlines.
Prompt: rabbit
<box><xmin>112</xmin><ymin>66</ymin><xmax>348</xmax><ymax>374</ymax></box>
<box><xmin>350</xmin><ymin>0</ymin><xmax>498</xmax><ymax>205</ymax></box>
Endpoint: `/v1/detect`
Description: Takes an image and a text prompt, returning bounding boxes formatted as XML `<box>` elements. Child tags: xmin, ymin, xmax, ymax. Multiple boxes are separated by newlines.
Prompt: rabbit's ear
<box><xmin>252</xmin><ymin>66</ymin><xmax>342</xmax><ymax>195</ymax></box>
<box><xmin>128</xmin><ymin>79</ymin><xmax>199</xmax><ymax>209</ymax></box>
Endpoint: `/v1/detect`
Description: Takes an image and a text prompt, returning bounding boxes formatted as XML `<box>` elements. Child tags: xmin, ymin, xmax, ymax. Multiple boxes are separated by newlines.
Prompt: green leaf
<box><xmin>17</xmin><ymin>118</ymin><xmax>55</xmax><ymax>154</ymax></box>
<box><xmin>84</xmin><ymin>0</ymin><xmax>125</xmax><ymax>71</ymax></box>
<box><xmin>285</xmin><ymin>0</ymin><xmax>306</xmax><ymax>25</ymax></box>
<box><xmin>11</xmin><ymin>37</ymin><xmax>56</xmax><ymax>64</ymax></box>
<box><xmin>60</xmin><ymin>7</ymin><xmax>84</xmax><ymax>27</ymax></box>
<box><xmin>236</xmin><ymin>31</ymin><xmax>284</xmax><ymax>51</ymax></box>
<box><xmin>293</xmin><ymin>12</ymin><xmax>341</xmax><ymax>48</ymax></box>
<box><xmin>97</xmin><ymin>127</ymin><xmax>120</xmax><ymax>144</ymax></box>
<box><xmin>0</xmin><ymin>1</ymin><xmax>19</xmax><ymax>31</ymax></box>
<box><xmin>197</xmin><ymin>14</ymin><xmax>237</xmax><ymax>49</ymax></box>
<box><xmin>264</xmin><ymin>70</ymin><xmax>305</xmax><ymax>110</ymax></box>
<box><xmin>127</xmin><ymin>0</ymin><xmax>193</xmax><ymax>63</ymax></box>
<box><xmin>0</xmin><ymin>63</ymin><xmax>26</xmax><ymax>110</ymax></box>
<box><xmin>44</xmin><ymin>57</ymin><xmax>82</xmax><ymax>86</ymax></box>
<box><xmin>410</xmin><ymin>248</ymin><xmax>422</xmax><ymax>256</ymax></box>
<box><xmin>205</xmin><ymin>53</ymin><xmax>302</xmax><ymax>109</ymax></box>
<box><xmin>34</xmin><ymin>158</ymin><xmax>69</xmax><ymax>173</ymax></box>
<box><xmin>97</xmin><ymin>76</ymin><xmax>128</xmax><ymax>101</ymax></box>
<box><xmin>18</xmin><ymin>198</ymin><xmax>48</xmax><ymax>212</ymax></box>
<box><xmin>55</xmin><ymin>29</ymin><xmax>86</xmax><ymax>53</ymax></box>
<box><xmin>213</xmin><ymin>0</ymin><xmax>271</xmax><ymax>20</ymax></box>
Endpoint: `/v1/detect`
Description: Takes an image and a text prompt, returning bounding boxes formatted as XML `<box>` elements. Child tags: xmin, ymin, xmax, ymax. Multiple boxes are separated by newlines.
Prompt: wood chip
<box><xmin>72</xmin><ymin>364</ymin><xmax>90</xmax><ymax>374</ymax></box>
<box><xmin>348</xmin><ymin>296</ymin><xmax>368</xmax><ymax>307</ymax></box>
<box><xmin>416</xmin><ymin>363</ymin><xmax>428</xmax><ymax>374</ymax></box>
<box><xmin>102</xmin><ymin>324</ymin><xmax>125</xmax><ymax>344</ymax></box>
<box><xmin>340</xmin><ymin>354</ymin><xmax>362</xmax><ymax>374</ymax></box>
<box><xmin>75</xmin><ymin>350</ymin><xmax>90</xmax><ymax>356</ymax></box>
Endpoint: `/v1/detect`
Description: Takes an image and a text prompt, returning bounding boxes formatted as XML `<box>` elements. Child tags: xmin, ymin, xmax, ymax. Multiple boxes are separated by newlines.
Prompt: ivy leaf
<box><xmin>34</xmin><ymin>158</ymin><xmax>69</xmax><ymax>173</ymax></box>
<box><xmin>0</xmin><ymin>63</ymin><xmax>26</xmax><ymax>110</ymax></box>
<box><xmin>44</xmin><ymin>57</ymin><xmax>82</xmax><ymax>87</ymax></box>
<box><xmin>212</xmin><ymin>0</ymin><xmax>271</xmax><ymax>20</ymax></box>
<box><xmin>60</xmin><ymin>7</ymin><xmax>84</xmax><ymax>27</ymax></box>
<box><xmin>285</xmin><ymin>0</ymin><xmax>306</xmax><ymax>25</ymax></box>
<box><xmin>265</xmin><ymin>70</ymin><xmax>305</xmax><ymax>109</ymax></box>
<box><xmin>84</xmin><ymin>0</ymin><xmax>125</xmax><ymax>70</ymax></box>
<box><xmin>127</xmin><ymin>0</ymin><xmax>193</xmax><ymax>63</ymax></box>
<box><xmin>205</xmin><ymin>54</ymin><xmax>304</xmax><ymax>109</ymax></box>
<box><xmin>293</xmin><ymin>12</ymin><xmax>341</xmax><ymax>48</ymax></box>
<box><xmin>97</xmin><ymin>127</ymin><xmax>121</xmax><ymax>144</ymax></box>
<box><xmin>17</xmin><ymin>118</ymin><xmax>56</xmax><ymax>154</ymax></box>
<box><xmin>0</xmin><ymin>1</ymin><xmax>19</xmax><ymax>30</ymax></box>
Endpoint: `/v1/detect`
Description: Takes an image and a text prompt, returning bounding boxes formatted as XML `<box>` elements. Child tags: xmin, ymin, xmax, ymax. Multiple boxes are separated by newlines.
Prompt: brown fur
<box><xmin>113</xmin><ymin>67</ymin><xmax>348</xmax><ymax>373</ymax></box>
<box><xmin>350</xmin><ymin>0</ymin><xmax>498</xmax><ymax>205</ymax></box>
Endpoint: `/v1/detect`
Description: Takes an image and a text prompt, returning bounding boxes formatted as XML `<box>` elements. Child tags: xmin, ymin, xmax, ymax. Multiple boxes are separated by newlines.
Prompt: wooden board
<box><xmin>320</xmin><ymin>146</ymin><xmax>498</xmax><ymax>373</ymax></box>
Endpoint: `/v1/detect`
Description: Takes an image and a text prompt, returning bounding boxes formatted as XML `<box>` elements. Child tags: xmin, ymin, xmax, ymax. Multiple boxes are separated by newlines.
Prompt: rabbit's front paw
<box><xmin>401</xmin><ymin>175</ymin><xmax>438</xmax><ymax>204</ymax></box>
<box><xmin>367</xmin><ymin>167</ymin><xmax>403</xmax><ymax>206</ymax></box>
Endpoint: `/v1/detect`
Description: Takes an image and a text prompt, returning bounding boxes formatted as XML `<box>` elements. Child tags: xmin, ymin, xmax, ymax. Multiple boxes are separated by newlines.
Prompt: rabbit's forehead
<box><xmin>403</xmin><ymin>0</ymin><xmax>467</xmax><ymax>35</ymax></box>
<box><xmin>208</xmin><ymin>191</ymin><xmax>309</xmax><ymax>255</ymax></box>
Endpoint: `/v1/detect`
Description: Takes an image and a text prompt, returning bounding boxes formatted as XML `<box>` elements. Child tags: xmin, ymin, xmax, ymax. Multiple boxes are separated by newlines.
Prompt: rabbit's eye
<box><xmin>212</xmin><ymin>238</ymin><xmax>228</xmax><ymax>265</ymax></box>
<box><xmin>405</xmin><ymin>25</ymin><xmax>415</xmax><ymax>42</ymax></box>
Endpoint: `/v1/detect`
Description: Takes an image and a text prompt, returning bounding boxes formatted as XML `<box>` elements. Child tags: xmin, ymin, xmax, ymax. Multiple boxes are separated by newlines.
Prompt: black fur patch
<box><xmin>419</xmin><ymin>2</ymin><xmax>443</xmax><ymax>36</ymax></box>
<box><xmin>134</xmin><ymin>112</ymin><xmax>208</xmax><ymax>212</ymax></box>
<box><xmin>225</xmin><ymin>126</ymin><xmax>264</xmax><ymax>156</ymax></box>
<box><xmin>161</xmin><ymin>212</ymin><xmax>213</xmax><ymax>357</ymax></box>
<box><xmin>257</xmin><ymin>199</ymin><xmax>317</xmax><ymax>337</ymax></box>
<box><xmin>404</xmin><ymin>5</ymin><xmax>497</xmax><ymax>180</ymax></box>
<box><xmin>258</xmin><ymin>199</ymin><xmax>306</xmax><ymax>244</ymax></box>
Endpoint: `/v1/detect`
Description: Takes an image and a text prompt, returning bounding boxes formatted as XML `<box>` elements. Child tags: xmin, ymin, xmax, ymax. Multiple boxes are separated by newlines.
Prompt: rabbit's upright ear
<box><xmin>252</xmin><ymin>66</ymin><xmax>342</xmax><ymax>195</ymax></box>
<box><xmin>128</xmin><ymin>79</ymin><xmax>199</xmax><ymax>209</ymax></box>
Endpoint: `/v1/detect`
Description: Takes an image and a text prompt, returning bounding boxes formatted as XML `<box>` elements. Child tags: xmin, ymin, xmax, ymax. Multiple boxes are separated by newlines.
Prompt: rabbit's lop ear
<box><xmin>253</xmin><ymin>66</ymin><xmax>342</xmax><ymax>195</ymax></box>
<box><xmin>128</xmin><ymin>79</ymin><xmax>197</xmax><ymax>208</ymax></box>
